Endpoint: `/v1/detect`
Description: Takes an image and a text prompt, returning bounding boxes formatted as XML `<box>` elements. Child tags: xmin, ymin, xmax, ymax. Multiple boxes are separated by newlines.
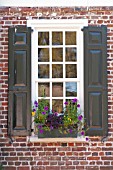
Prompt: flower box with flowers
<box><xmin>32</xmin><ymin>98</ymin><xmax>87</xmax><ymax>139</ymax></box>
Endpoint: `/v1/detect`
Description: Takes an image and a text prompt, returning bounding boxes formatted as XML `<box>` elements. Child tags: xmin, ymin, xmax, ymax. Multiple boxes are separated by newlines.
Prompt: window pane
<box><xmin>38</xmin><ymin>64</ymin><xmax>49</xmax><ymax>78</ymax></box>
<box><xmin>66</xmin><ymin>64</ymin><xmax>77</xmax><ymax>78</ymax></box>
<box><xmin>65</xmin><ymin>47</ymin><xmax>77</xmax><ymax>62</ymax></box>
<box><xmin>52</xmin><ymin>64</ymin><xmax>63</xmax><ymax>78</ymax></box>
<box><xmin>52</xmin><ymin>48</ymin><xmax>63</xmax><ymax>62</ymax></box>
<box><xmin>38</xmin><ymin>32</ymin><xmax>49</xmax><ymax>45</ymax></box>
<box><xmin>52</xmin><ymin>32</ymin><xmax>63</xmax><ymax>45</ymax></box>
<box><xmin>38</xmin><ymin>83</ymin><xmax>50</xmax><ymax>97</ymax></box>
<box><xmin>38</xmin><ymin>48</ymin><xmax>49</xmax><ymax>62</ymax></box>
<box><xmin>52</xmin><ymin>83</ymin><xmax>63</xmax><ymax>97</ymax></box>
<box><xmin>66</xmin><ymin>82</ymin><xmax>77</xmax><ymax>97</ymax></box>
<box><xmin>65</xmin><ymin>31</ymin><xmax>76</xmax><ymax>45</ymax></box>
<box><xmin>52</xmin><ymin>99</ymin><xmax>63</xmax><ymax>113</ymax></box>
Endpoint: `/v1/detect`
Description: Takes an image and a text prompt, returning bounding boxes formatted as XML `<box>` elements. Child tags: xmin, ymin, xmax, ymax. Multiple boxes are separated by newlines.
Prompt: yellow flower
<box><xmin>32</xmin><ymin>112</ymin><xmax>35</xmax><ymax>116</ymax></box>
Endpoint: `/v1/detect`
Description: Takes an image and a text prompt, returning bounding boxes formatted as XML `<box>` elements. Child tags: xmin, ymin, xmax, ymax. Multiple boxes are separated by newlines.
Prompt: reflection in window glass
<box><xmin>38</xmin><ymin>64</ymin><xmax>49</xmax><ymax>78</ymax></box>
<box><xmin>38</xmin><ymin>32</ymin><xmax>49</xmax><ymax>45</ymax></box>
<box><xmin>66</xmin><ymin>82</ymin><xmax>77</xmax><ymax>97</ymax></box>
<box><xmin>38</xmin><ymin>83</ymin><xmax>50</xmax><ymax>97</ymax></box>
<box><xmin>66</xmin><ymin>64</ymin><xmax>77</xmax><ymax>78</ymax></box>
<box><xmin>52</xmin><ymin>48</ymin><xmax>63</xmax><ymax>62</ymax></box>
<box><xmin>38</xmin><ymin>48</ymin><xmax>49</xmax><ymax>62</ymax></box>
<box><xmin>52</xmin><ymin>32</ymin><xmax>63</xmax><ymax>45</ymax></box>
<box><xmin>52</xmin><ymin>64</ymin><xmax>63</xmax><ymax>78</ymax></box>
<box><xmin>52</xmin><ymin>83</ymin><xmax>63</xmax><ymax>97</ymax></box>
<box><xmin>65</xmin><ymin>47</ymin><xmax>77</xmax><ymax>62</ymax></box>
<box><xmin>65</xmin><ymin>31</ymin><xmax>76</xmax><ymax>45</ymax></box>
<box><xmin>52</xmin><ymin>99</ymin><xmax>63</xmax><ymax>113</ymax></box>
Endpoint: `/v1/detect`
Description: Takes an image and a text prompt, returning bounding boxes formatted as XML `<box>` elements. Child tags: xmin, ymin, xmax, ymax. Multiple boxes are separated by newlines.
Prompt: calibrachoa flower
<box><xmin>42</xmin><ymin>111</ymin><xmax>46</xmax><ymax>115</ymax></box>
<box><xmin>39</xmin><ymin>129</ymin><xmax>44</xmax><ymax>134</ymax></box>
<box><xmin>71</xmin><ymin>98</ymin><xmax>77</xmax><ymax>103</ymax></box>
<box><xmin>81</xmin><ymin>131</ymin><xmax>85</xmax><ymax>136</ymax></box>
<box><xmin>78</xmin><ymin>115</ymin><xmax>83</xmax><ymax>121</ymax></box>
<box><xmin>64</xmin><ymin>101</ymin><xmax>68</xmax><ymax>105</ymax></box>
<box><xmin>44</xmin><ymin>106</ymin><xmax>48</xmax><ymax>111</ymax></box>
<box><xmin>77</xmin><ymin>104</ymin><xmax>80</xmax><ymax>108</ymax></box>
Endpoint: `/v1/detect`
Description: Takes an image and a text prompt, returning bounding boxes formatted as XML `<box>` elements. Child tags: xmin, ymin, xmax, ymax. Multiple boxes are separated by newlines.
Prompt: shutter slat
<box><xmin>84</xmin><ymin>25</ymin><xmax>108</xmax><ymax>136</ymax></box>
<box><xmin>8</xmin><ymin>26</ymin><xmax>31</xmax><ymax>136</ymax></box>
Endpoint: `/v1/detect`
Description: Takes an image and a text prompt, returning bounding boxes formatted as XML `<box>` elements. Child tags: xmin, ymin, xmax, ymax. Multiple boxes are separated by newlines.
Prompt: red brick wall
<box><xmin>0</xmin><ymin>7</ymin><xmax>113</xmax><ymax>170</ymax></box>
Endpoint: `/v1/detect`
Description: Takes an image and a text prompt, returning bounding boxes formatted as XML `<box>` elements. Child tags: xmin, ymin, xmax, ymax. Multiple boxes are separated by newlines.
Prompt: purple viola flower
<box><xmin>64</xmin><ymin>101</ymin><xmax>68</xmax><ymax>105</ymax></box>
<box><xmin>39</xmin><ymin>129</ymin><xmax>44</xmax><ymax>134</ymax></box>
<box><xmin>42</xmin><ymin>111</ymin><xmax>46</xmax><ymax>115</ymax></box>
<box><xmin>44</xmin><ymin>106</ymin><xmax>48</xmax><ymax>111</ymax></box>
<box><xmin>34</xmin><ymin>100</ymin><xmax>38</xmax><ymax>107</ymax></box>
<box><xmin>71</xmin><ymin>98</ymin><xmax>77</xmax><ymax>103</ymax></box>
<box><xmin>38</xmin><ymin>125</ymin><xmax>42</xmax><ymax>129</ymax></box>
<box><xmin>81</xmin><ymin>131</ymin><xmax>85</xmax><ymax>136</ymax></box>
<box><xmin>69</xmin><ymin>129</ymin><xmax>73</xmax><ymax>133</ymax></box>
<box><xmin>86</xmin><ymin>137</ymin><xmax>89</xmax><ymax>141</ymax></box>
<box><xmin>78</xmin><ymin>115</ymin><xmax>83</xmax><ymax>121</ymax></box>
<box><xmin>77</xmin><ymin>104</ymin><xmax>80</xmax><ymax>108</ymax></box>
<box><xmin>33</xmin><ymin>108</ymin><xmax>36</xmax><ymax>112</ymax></box>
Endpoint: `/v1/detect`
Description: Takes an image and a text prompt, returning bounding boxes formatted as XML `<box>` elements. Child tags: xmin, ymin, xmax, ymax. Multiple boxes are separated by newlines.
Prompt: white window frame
<box><xmin>27</xmin><ymin>19</ymin><xmax>88</xmax><ymax>141</ymax></box>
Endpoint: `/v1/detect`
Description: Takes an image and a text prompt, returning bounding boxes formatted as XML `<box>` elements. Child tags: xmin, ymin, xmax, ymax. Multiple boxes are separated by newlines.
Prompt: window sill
<box><xmin>27</xmin><ymin>135</ymin><xmax>87</xmax><ymax>143</ymax></box>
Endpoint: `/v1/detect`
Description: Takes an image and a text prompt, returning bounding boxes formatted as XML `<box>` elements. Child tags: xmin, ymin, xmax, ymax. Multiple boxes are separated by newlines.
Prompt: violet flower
<box><xmin>33</xmin><ymin>108</ymin><xmax>36</xmax><ymax>112</ymax></box>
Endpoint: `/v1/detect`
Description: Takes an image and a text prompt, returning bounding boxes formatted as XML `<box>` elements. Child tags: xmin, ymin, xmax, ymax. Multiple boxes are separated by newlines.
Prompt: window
<box><xmin>8</xmin><ymin>21</ymin><xmax>108</xmax><ymax>138</ymax></box>
<box><xmin>29</xmin><ymin>20</ymin><xmax>87</xmax><ymax>137</ymax></box>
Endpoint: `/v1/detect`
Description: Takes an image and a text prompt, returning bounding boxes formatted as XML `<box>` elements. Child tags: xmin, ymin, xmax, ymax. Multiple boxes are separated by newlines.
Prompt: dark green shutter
<box><xmin>84</xmin><ymin>25</ymin><xmax>108</xmax><ymax>136</ymax></box>
<box><xmin>8</xmin><ymin>26</ymin><xmax>31</xmax><ymax>136</ymax></box>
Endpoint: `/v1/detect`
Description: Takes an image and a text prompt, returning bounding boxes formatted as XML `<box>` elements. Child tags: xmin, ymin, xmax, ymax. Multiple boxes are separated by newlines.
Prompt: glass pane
<box><xmin>52</xmin><ymin>99</ymin><xmax>63</xmax><ymax>113</ymax></box>
<box><xmin>38</xmin><ymin>32</ymin><xmax>49</xmax><ymax>45</ymax></box>
<box><xmin>66</xmin><ymin>64</ymin><xmax>77</xmax><ymax>78</ymax></box>
<box><xmin>52</xmin><ymin>64</ymin><xmax>63</xmax><ymax>78</ymax></box>
<box><xmin>52</xmin><ymin>48</ymin><xmax>63</xmax><ymax>62</ymax></box>
<box><xmin>38</xmin><ymin>83</ymin><xmax>50</xmax><ymax>97</ymax></box>
<box><xmin>65</xmin><ymin>32</ymin><xmax>76</xmax><ymax>45</ymax></box>
<box><xmin>52</xmin><ymin>83</ymin><xmax>63</xmax><ymax>97</ymax></box>
<box><xmin>65</xmin><ymin>47</ymin><xmax>77</xmax><ymax>62</ymax></box>
<box><xmin>52</xmin><ymin>32</ymin><xmax>63</xmax><ymax>45</ymax></box>
<box><xmin>38</xmin><ymin>64</ymin><xmax>49</xmax><ymax>78</ymax></box>
<box><xmin>66</xmin><ymin>82</ymin><xmax>77</xmax><ymax>97</ymax></box>
<box><xmin>38</xmin><ymin>48</ymin><xmax>49</xmax><ymax>62</ymax></box>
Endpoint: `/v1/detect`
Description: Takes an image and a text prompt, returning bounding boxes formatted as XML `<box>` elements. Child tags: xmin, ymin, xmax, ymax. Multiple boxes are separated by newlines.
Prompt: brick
<box><xmin>17</xmin><ymin>167</ymin><xmax>30</xmax><ymax>170</ymax></box>
<box><xmin>3</xmin><ymin>167</ymin><xmax>16</xmax><ymax>170</ymax></box>
<box><xmin>100</xmin><ymin>167</ymin><xmax>113</xmax><ymax>170</ymax></box>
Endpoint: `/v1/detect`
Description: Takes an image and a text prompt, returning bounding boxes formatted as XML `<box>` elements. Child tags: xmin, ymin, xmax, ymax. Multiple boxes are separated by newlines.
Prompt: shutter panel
<box><xmin>8</xmin><ymin>26</ymin><xmax>31</xmax><ymax>136</ymax></box>
<box><xmin>84</xmin><ymin>25</ymin><xmax>108</xmax><ymax>136</ymax></box>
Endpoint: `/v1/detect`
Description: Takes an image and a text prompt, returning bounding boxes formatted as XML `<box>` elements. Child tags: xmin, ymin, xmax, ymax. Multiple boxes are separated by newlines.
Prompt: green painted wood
<box><xmin>84</xmin><ymin>25</ymin><xmax>108</xmax><ymax>136</ymax></box>
<box><xmin>8</xmin><ymin>26</ymin><xmax>31</xmax><ymax>136</ymax></box>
